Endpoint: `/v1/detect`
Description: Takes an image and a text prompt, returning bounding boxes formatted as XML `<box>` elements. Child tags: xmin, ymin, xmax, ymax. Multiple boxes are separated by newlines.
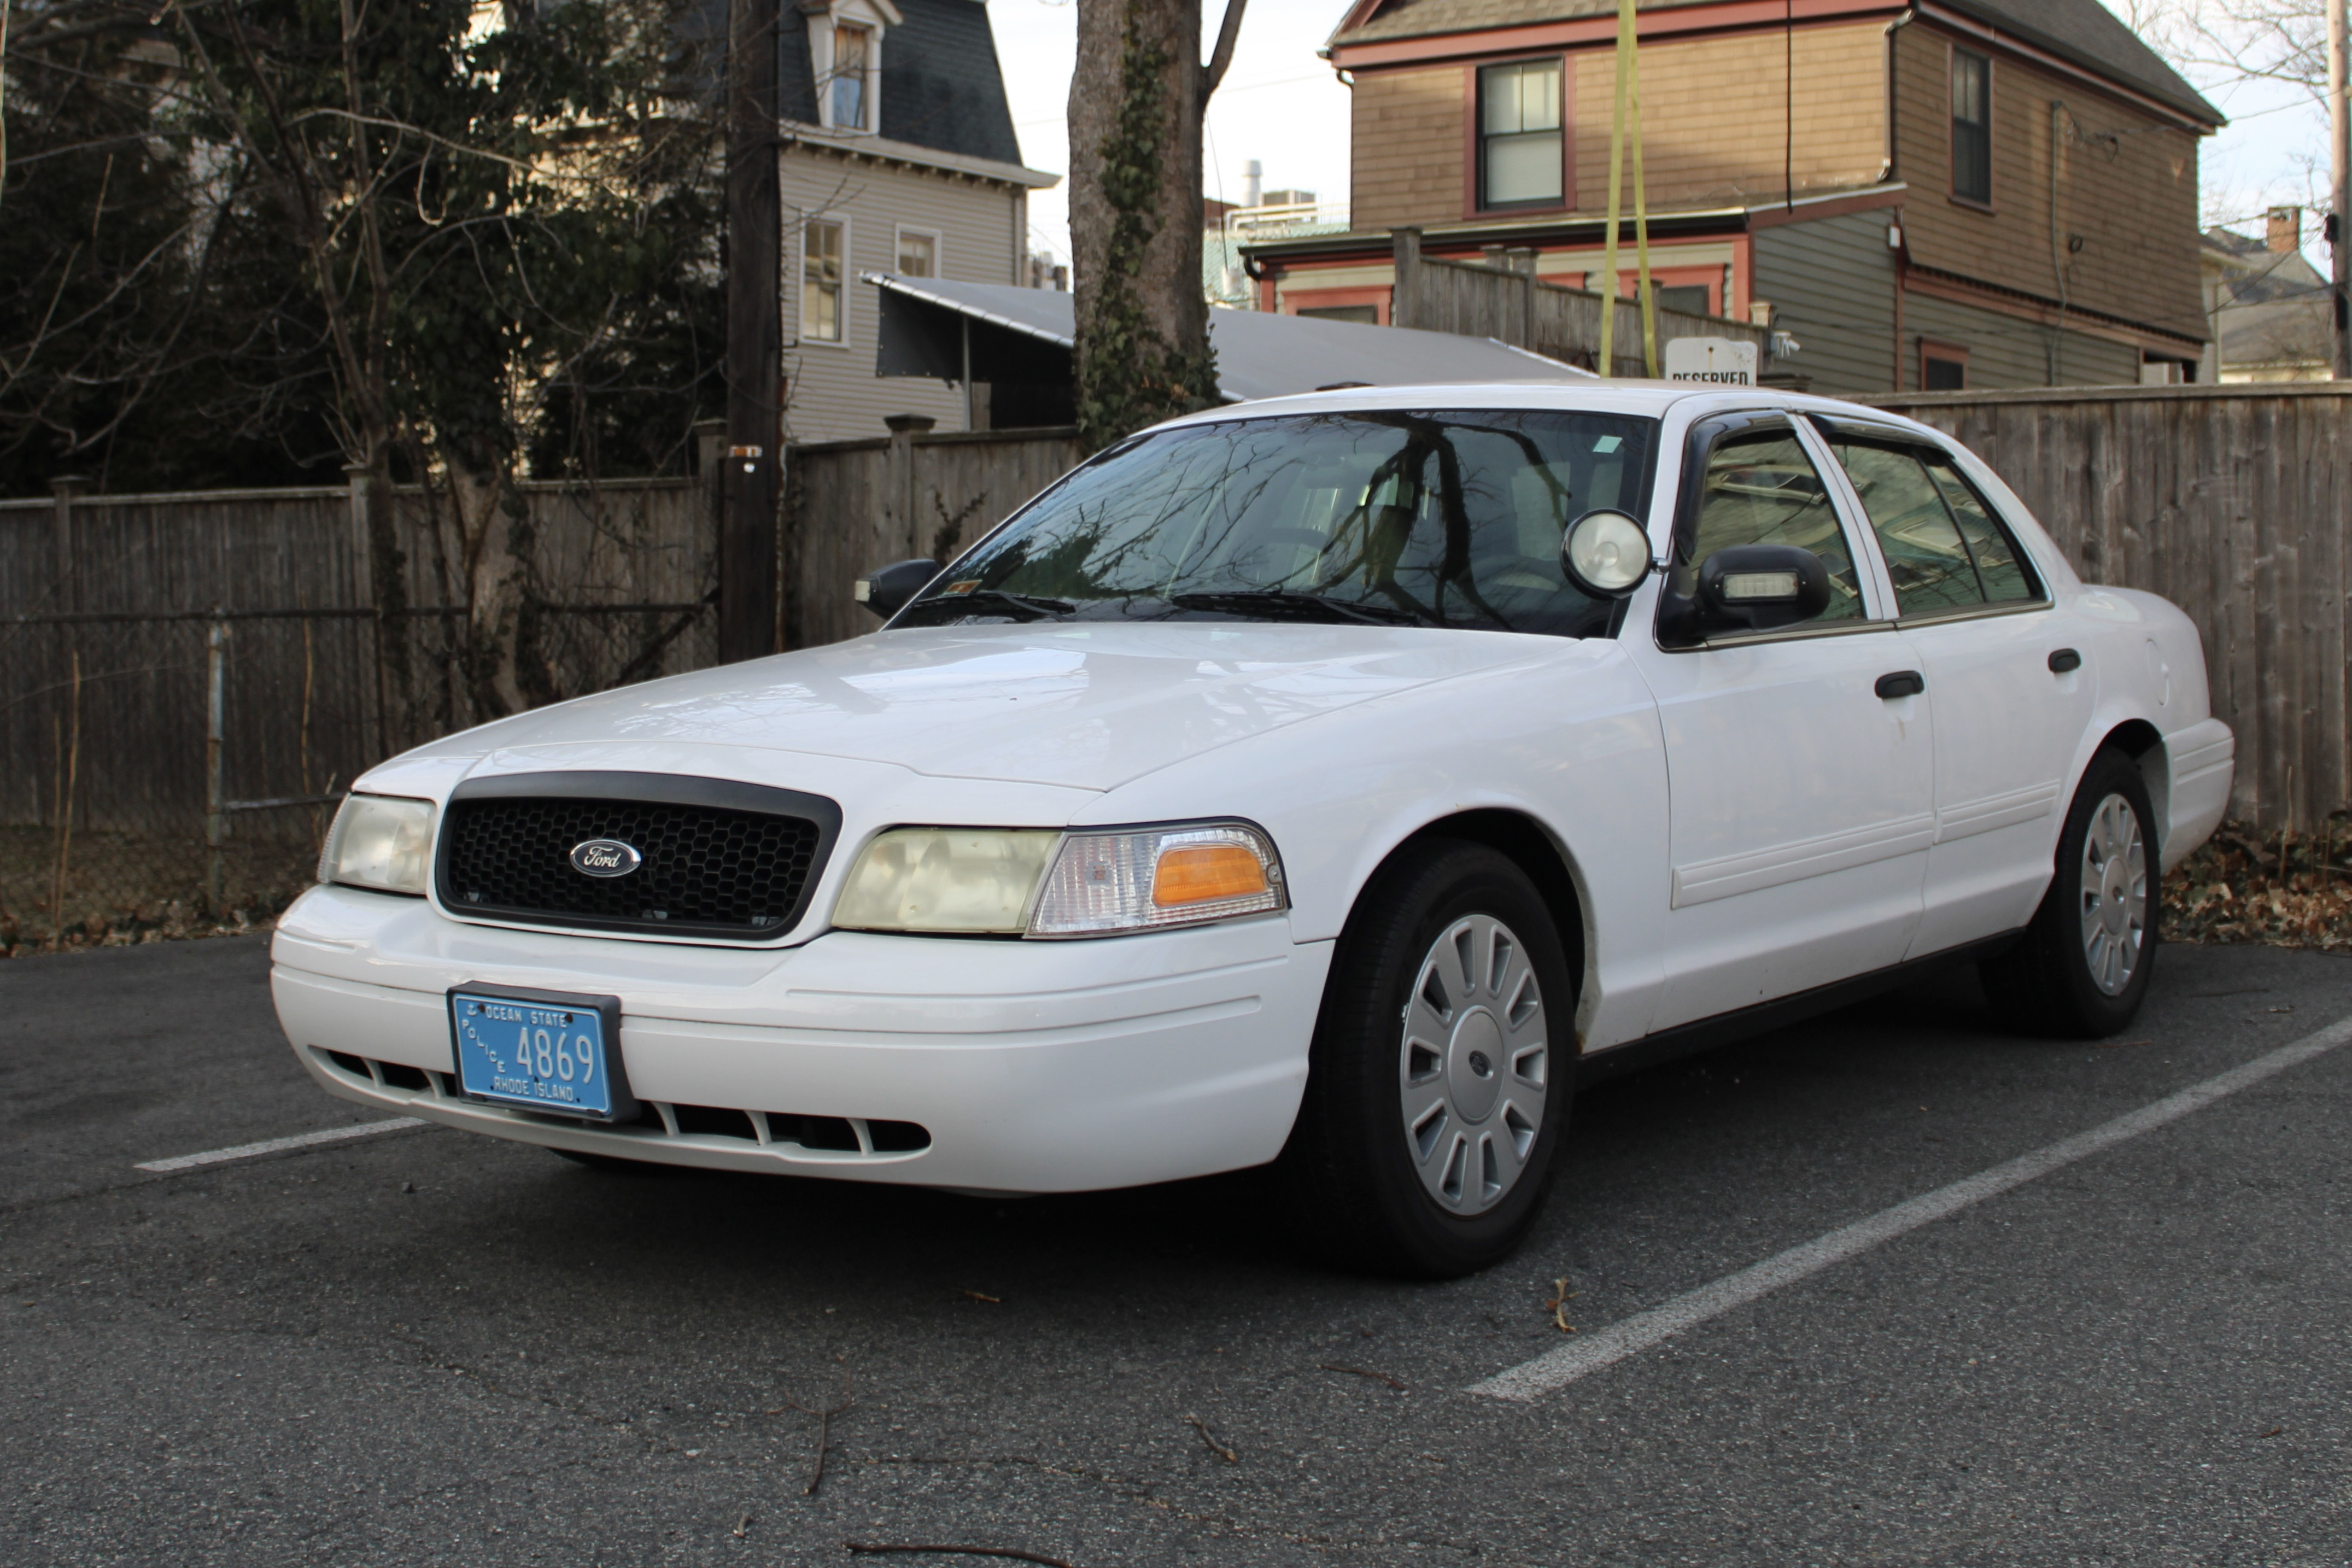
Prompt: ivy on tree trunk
<box><xmin>1069</xmin><ymin>0</ymin><xmax>1247</xmax><ymax>454</ymax></box>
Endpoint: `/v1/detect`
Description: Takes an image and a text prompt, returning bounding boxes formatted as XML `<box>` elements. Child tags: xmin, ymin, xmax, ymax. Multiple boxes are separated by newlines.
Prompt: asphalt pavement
<box><xmin>3</xmin><ymin>932</ymin><xmax>2348</xmax><ymax>1567</ymax></box>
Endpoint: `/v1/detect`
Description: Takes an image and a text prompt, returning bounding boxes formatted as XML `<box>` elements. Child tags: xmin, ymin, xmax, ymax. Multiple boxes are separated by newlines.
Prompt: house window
<box><xmin>896</xmin><ymin>229</ymin><xmax>938</xmax><ymax>278</ymax></box>
<box><xmin>1921</xmin><ymin>342</ymin><xmax>1968</xmax><ymax>390</ymax></box>
<box><xmin>1654</xmin><ymin>284</ymin><xmax>1711</xmax><ymax>318</ymax></box>
<box><xmin>1951</xmin><ymin>49</ymin><xmax>1991</xmax><ymax>204</ymax></box>
<box><xmin>1478</xmin><ymin>59</ymin><xmax>1564</xmax><ymax>210</ymax></box>
<box><xmin>803</xmin><ymin>219</ymin><xmax>845</xmax><ymax>343</ymax></box>
<box><xmin>831</xmin><ymin>24</ymin><xmax>871</xmax><ymax>131</ymax></box>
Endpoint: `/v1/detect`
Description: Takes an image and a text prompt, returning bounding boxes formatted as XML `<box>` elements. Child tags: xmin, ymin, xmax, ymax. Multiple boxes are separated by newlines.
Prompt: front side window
<box><xmin>1479</xmin><ymin>60</ymin><xmax>1564</xmax><ymax>209</ymax></box>
<box><xmin>831</xmin><ymin>24</ymin><xmax>871</xmax><ymax>130</ymax></box>
<box><xmin>1677</xmin><ymin>428</ymin><xmax>1864</xmax><ymax>625</ymax></box>
<box><xmin>1823</xmin><ymin>436</ymin><xmax>2039</xmax><ymax>615</ymax></box>
<box><xmin>1951</xmin><ymin>48</ymin><xmax>1991</xmax><ymax>203</ymax></box>
<box><xmin>802</xmin><ymin>219</ymin><xmax>844</xmax><ymax>342</ymax></box>
<box><xmin>896</xmin><ymin>409</ymin><xmax>1657</xmax><ymax>639</ymax></box>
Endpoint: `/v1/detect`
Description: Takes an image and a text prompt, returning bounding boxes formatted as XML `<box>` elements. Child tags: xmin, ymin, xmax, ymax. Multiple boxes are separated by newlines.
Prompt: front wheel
<box><xmin>1980</xmin><ymin>747</ymin><xmax>2159</xmax><ymax>1038</ymax></box>
<box><xmin>1277</xmin><ymin>839</ymin><xmax>1576</xmax><ymax>1278</ymax></box>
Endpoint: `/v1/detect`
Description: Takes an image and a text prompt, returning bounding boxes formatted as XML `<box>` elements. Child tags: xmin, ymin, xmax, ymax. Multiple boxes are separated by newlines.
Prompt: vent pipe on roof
<box><xmin>1244</xmin><ymin>160</ymin><xmax>1262</xmax><ymax>208</ymax></box>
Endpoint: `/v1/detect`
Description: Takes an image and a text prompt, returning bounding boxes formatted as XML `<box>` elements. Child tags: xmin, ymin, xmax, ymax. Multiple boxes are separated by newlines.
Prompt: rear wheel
<box><xmin>1277</xmin><ymin>839</ymin><xmax>1575</xmax><ymax>1278</ymax></box>
<box><xmin>1980</xmin><ymin>747</ymin><xmax>2158</xmax><ymax>1038</ymax></box>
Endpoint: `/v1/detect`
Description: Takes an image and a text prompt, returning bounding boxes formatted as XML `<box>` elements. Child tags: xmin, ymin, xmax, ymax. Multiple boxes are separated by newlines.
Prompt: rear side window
<box><xmin>1685</xmin><ymin>428</ymin><xmax>1864</xmax><ymax>623</ymax></box>
<box><xmin>1824</xmin><ymin>437</ymin><xmax>2040</xmax><ymax>613</ymax></box>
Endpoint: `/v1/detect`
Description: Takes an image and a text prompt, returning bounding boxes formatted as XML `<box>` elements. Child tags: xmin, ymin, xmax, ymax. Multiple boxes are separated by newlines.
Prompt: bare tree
<box><xmin>2130</xmin><ymin>0</ymin><xmax>2331</xmax><ymax>100</ymax></box>
<box><xmin>1067</xmin><ymin>0</ymin><xmax>1248</xmax><ymax>453</ymax></box>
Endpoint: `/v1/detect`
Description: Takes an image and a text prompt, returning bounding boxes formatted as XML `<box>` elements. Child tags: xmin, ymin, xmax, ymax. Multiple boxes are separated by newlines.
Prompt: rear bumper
<box><xmin>2162</xmin><ymin>717</ymin><xmax>2234</xmax><ymax>873</ymax></box>
<box><xmin>271</xmin><ymin>885</ymin><xmax>1331</xmax><ymax>1193</ymax></box>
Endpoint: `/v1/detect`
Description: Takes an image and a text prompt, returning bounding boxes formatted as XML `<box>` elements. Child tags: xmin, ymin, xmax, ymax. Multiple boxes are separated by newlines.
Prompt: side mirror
<box><xmin>855</xmin><ymin>558</ymin><xmax>941</xmax><ymax>620</ymax></box>
<box><xmin>1560</xmin><ymin>509</ymin><xmax>1651</xmax><ymax>598</ymax></box>
<box><xmin>1693</xmin><ymin>544</ymin><xmax>1833</xmax><ymax>631</ymax></box>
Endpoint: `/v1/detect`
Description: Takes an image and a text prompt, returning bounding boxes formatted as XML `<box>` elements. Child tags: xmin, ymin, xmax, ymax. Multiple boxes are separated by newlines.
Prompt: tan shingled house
<box><xmin>1247</xmin><ymin>0</ymin><xmax>2222</xmax><ymax>393</ymax></box>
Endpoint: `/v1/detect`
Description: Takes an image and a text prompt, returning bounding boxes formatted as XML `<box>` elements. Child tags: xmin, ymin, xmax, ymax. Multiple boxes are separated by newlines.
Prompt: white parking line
<box><xmin>135</xmin><ymin>1118</ymin><xmax>427</xmax><ymax>1174</ymax></box>
<box><xmin>1472</xmin><ymin>1014</ymin><xmax>2352</xmax><ymax>1402</ymax></box>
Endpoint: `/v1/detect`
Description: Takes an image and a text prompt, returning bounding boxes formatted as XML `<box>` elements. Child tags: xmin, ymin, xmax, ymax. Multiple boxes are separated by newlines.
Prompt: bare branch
<box><xmin>1202</xmin><ymin>0</ymin><xmax>1249</xmax><ymax>102</ymax></box>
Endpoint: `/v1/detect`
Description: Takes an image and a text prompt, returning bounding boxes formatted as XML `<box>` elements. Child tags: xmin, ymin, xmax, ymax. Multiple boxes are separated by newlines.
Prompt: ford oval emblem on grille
<box><xmin>569</xmin><ymin>839</ymin><xmax>643</xmax><ymax>878</ymax></box>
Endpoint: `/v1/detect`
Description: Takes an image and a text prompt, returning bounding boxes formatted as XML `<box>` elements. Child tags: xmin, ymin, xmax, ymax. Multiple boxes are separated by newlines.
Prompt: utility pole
<box><xmin>722</xmin><ymin>0</ymin><xmax>783</xmax><ymax>661</ymax></box>
<box><xmin>2332</xmin><ymin>0</ymin><xmax>2349</xmax><ymax>379</ymax></box>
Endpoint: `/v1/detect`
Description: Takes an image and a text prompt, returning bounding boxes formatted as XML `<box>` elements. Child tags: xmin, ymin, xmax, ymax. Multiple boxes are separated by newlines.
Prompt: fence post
<box><xmin>205</xmin><ymin>617</ymin><xmax>229</xmax><ymax>914</ymax></box>
<box><xmin>50</xmin><ymin>475</ymin><xmax>87</xmax><ymax>613</ymax></box>
<box><xmin>884</xmin><ymin>414</ymin><xmax>937</xmax><ymax>560</ymax></box>
<box><xmin>1391</xmin><ymin>228</ymin><xmax>1423</xmax><ymax>330</ymax></box>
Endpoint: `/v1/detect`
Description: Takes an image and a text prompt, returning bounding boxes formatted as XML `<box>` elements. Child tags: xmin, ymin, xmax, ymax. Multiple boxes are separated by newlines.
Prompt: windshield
<box><xmin>895</xmin><ymin>409</ymin><xmax>1658</xmax><ymax>637</ymax></box>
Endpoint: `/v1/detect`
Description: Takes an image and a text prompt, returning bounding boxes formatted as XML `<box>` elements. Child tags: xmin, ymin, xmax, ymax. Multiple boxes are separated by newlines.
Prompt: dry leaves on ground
<box><xmin>2163</xmin><ymin>820</ymin><xmax>2352</xmax><ymax>951</ymax></box>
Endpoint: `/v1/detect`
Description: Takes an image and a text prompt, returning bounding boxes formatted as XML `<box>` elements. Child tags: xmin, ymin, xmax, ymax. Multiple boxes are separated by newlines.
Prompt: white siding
<box><xmin>780</xmin><ymin>148</ymin><xmax>1026</xmax><ymax>443</ymax></box>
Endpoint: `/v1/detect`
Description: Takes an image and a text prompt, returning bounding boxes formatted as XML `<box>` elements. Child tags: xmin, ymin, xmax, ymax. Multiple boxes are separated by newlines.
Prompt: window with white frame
<box><xmin>806</xmin><ymin>2</ymin><xmax>898</xmax><ymax>135</ymax></box>
<box><xmin>830</xmin><ymin>24</ymin><xmax>871</xmax><ymax>130</ymax></box>
<box><xmin>896</xmin><ymin>228</ymin><xmax>939</xmax><ymax>278</ymax></box>
<box><xmin>803</xmin><ymin>219</ymin><xmax>845</xmax><ymax>343</ymax></box>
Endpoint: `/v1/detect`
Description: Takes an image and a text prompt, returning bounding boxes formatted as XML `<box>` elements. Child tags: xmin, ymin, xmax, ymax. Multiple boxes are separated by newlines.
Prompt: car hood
<box><xmin>407</xmin><ymin>623</ymin><xmax>1552</xmax><ymax>793</ymax></box>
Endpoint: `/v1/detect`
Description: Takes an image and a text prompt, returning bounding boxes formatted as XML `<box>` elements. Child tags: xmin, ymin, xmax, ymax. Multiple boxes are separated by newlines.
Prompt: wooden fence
<box><xmin>0</xmin><ymin>426</ymin><xmax>1081</xmax><ymax>935</ymax></box>
<box><xmin>1867</xmin><ymin>382</ymin><xmax>2352</xmax><ymax>831</ymax></box>
<box><xmin>787</xmin><ymin>422</ymin><xmax>1085</xmax><ymax>651</ymax></box>
<box><xmin>1389</xmin><ymin>229</ymin><xmax>1775</xmax><ymax>378</ymax></box>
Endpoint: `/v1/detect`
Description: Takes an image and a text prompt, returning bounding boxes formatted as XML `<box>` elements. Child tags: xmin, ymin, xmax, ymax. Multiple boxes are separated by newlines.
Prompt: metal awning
<box><xmin>867</xmin><ymin>274</ymin><xmax>1593</xmax><ymax>405</ymax></box>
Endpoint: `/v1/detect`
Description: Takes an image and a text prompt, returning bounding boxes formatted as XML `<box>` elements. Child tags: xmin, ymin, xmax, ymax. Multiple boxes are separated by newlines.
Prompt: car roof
<box><xmin>1152</xmin><ymin>381</ymin><xmax>1945</xmax><ymax>443</ymax></box>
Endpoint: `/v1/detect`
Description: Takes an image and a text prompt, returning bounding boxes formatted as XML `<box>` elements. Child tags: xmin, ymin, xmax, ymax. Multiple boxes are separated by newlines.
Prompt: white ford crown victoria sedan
<box><xmin>273</xmin><ymin>383</ymin><xmax>2234</xmax><ymax>1276</ymax></box>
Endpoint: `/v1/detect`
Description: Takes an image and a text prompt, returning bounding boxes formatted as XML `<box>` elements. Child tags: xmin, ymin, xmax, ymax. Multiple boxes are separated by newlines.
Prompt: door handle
<box><xmin>1875</xmin><ymin>670</ymin><xmax>1926</xmax><ymax>699</ymax></box>
<box><xmin>2048</xmin><ymin>647</ymin><xmax>2082</xmax><ymax>673</ymax></box>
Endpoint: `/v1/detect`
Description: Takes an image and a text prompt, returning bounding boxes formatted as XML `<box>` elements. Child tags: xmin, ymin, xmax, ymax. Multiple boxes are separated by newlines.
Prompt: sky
<box><xmin>987</xmin><ymin>1</ymin><xmax>1356</xmax><ymax>271</ymax></box>
<box><xmin>984</xmin><ymin>0</ymin><xmax>2328</xmax><ymax>272</ymax></box>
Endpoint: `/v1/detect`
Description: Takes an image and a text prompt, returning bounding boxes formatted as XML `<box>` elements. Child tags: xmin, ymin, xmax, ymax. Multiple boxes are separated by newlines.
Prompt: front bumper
<box><xmin>271</xmin><ymin>885</ymin><xmax>1332</xmax><ymax>1192</ymax></box>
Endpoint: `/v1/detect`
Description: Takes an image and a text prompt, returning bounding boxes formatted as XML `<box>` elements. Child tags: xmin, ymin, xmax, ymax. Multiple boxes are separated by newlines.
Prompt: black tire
<box><xmin>1979</xmin><ymin>747</ymin><xmax>2160</xmax><ymax>1038</ymax></box>
<box><xmin>1276</xmin><ymin>838</ymin><xmax>1577</xmax><ymax>1279</ymax></box>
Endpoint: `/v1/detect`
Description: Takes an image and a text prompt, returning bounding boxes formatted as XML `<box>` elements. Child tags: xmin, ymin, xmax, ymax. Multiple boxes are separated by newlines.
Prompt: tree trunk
<box><xmin>1068</xmin><ymin>0</ymin><xmax>1237</xmax><ymax>452</ymax></box>
<box><xmin>442</xmin><ymin>437</ymin><xmax>535</xmax><ymax>723</ymax></box>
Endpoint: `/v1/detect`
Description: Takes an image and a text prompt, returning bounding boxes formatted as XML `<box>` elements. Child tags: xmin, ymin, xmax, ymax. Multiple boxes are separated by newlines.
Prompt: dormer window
<box><xmin>804</xmin><ymin>1</ymin><xmax>898</xmax><ymax>136</ymax></box>
<box><xmin>831</xmin><ymin>25</ymin><xmax>871</xmax><ymax>130</ymax></box>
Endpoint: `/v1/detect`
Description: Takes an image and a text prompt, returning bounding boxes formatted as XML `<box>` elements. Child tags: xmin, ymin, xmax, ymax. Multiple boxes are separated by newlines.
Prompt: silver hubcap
<box><xmin>1399</xmin><ymin>914</ymin><xmax>1548</xmax><ymax>1216</ymax></box>
<box><xmin>2079</xmin><ymin>792</ymin><xmax>2147</xmax><ymax>996</ymax></box>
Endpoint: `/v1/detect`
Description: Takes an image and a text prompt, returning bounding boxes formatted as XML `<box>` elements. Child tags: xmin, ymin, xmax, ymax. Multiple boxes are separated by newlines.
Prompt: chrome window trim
<box><xmin>1893</xmin><ymin>596</ymin><xmax>2053</xmax><ymax>630</ymax></box>
<box><xmin>1663</xmin><ymin>617</ymin><xmax>1903</xmax><ymax>654</ymax></box>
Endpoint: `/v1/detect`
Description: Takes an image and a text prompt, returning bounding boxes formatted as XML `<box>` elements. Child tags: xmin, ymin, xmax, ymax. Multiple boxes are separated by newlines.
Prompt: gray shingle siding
<box><xmin>1753</xmin><ymin>211</ymin><xmax>1899</xmax><ymax>397</ymax></box>
<box><xmin>1899</xmin><ymin>291</ymin><xmax>2138</xmax><ymax>390</ymax></box>
<box><xmin>775</xmin><ymin>1</ymin><xmax>1023</xmax><ymax>165</ymax></box>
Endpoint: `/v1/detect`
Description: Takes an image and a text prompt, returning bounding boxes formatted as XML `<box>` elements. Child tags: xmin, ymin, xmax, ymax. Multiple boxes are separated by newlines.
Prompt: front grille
<box><xmin>436</xmin><ymin>772</ymin><xmax>840</xmax><ymax>940</ymax></box>
<box><xmin>311</xmin><ymin>1050</ymin><xmax>932</xmax><ymax>1156</ymax></box>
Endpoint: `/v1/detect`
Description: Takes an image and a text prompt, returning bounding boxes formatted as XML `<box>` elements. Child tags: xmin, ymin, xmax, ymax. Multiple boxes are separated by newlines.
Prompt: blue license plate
<box><xmin>449</xmin><ymin>986</ymin><xmax>635</xmax><ymax>1121</ymax></box>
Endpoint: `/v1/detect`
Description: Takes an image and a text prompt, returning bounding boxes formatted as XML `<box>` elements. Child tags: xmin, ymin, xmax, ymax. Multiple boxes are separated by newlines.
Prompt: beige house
<box><xmin>2198</xmin><ymin>208</ymin><xmax>2336</xmax><ymax>384</ymax></box>
<box><xmin>776</xmin><ymin>1</ymin><xmax>1056</xmax><ymax>443</ymax></box>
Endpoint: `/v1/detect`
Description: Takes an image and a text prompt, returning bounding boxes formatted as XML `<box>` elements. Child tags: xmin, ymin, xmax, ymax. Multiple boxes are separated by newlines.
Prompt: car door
<box><xmin>1626</xmin><ymin>411</ymin><xmax>1935</xmax><ymax>1032</ymax></box>
<box><xmin>1810</xmin><ymin>417</ymin><xmax>2092</xmax><ymax>955</ymax></box>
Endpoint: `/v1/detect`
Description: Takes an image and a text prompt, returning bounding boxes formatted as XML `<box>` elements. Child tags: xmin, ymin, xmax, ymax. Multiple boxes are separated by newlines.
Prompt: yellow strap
<box><xmin>1598</xmin><ymin>0</ymin><xmax>1632</xmax><ymax>377</ymax></box>
<box><xmin>1630</xmin><ymin>2</ymin><xmax>1655</xmax><ymax>376</ymax></box>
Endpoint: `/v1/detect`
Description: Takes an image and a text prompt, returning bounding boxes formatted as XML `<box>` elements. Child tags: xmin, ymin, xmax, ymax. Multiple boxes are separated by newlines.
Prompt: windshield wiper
<box><xmin>908</xmin><ymin>587</ymin><xmax>1075</xmax><ymax>622</ymax></box>
<box><xmin>1168</xmin><ymin>589</ymin><xmax>1432</xmax><ymax>627</ymax></box>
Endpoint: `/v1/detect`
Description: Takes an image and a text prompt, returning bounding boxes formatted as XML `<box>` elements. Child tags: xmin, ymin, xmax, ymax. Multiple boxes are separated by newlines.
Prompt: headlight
<box><xmin>830</xmin><ymin>821</ymin><xmax>1288</xmax><ymax>938</ymax></box>
<box><xmin>832</xmin><ymin>827</ymin><xmax>1063</xmax><ymax>934</ymax></box>
<box><xmin>1029</xmin><ymin>822</ymin><xmax>1285</xmax><ymax>937</ymax></box>
<box><xmin>318</xmin><ymin>794</ymin><xmax>436</xmax><ymax>896</ymax></box>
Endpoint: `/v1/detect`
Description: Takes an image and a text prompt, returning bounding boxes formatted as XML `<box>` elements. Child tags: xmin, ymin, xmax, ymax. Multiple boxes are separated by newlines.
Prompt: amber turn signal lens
<box><xmin>1151</xmin><ymin>844</ymin><xmax>1270</xmax><ymax>908</ymax></box>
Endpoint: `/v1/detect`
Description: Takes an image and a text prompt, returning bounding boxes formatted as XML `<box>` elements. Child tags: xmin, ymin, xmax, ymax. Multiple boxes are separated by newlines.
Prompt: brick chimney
<box><xmin>2267</xmin><ymin>206</ymin><xmax>2302</xmax><ymax>253</ymax></box>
